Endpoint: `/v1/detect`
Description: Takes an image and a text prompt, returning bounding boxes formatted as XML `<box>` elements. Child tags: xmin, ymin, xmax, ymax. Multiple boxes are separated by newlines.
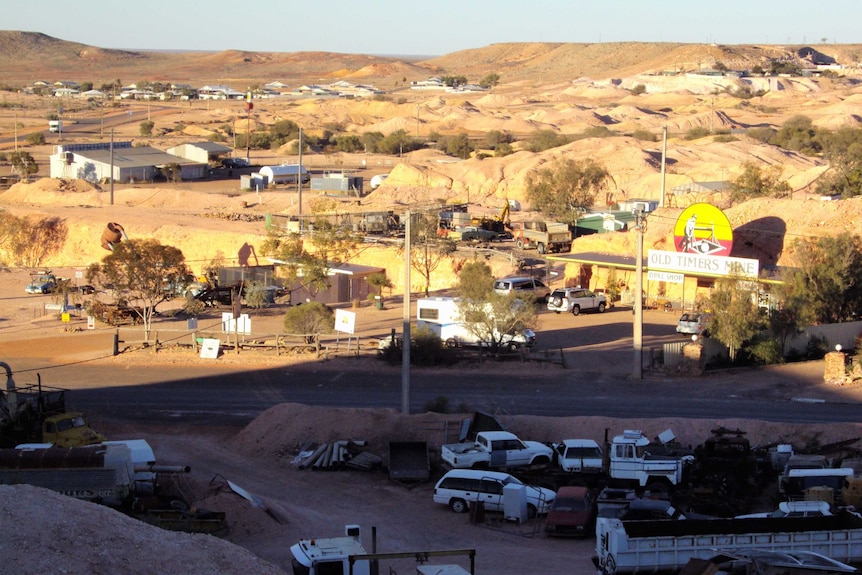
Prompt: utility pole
<box><xmin>245</xmin><ymin>91</ymin><xmax>252</xmax><ymax>165</ymax></box>
<box><xmin>632</xmin><ymin>209</ymin><xmax>646</xmax><ymax>380</ymax></box>
<box><xmin>297</xmin><ymin>127</ymin><xmax>303</xmax><ymax>218</ymax></box>
<box><xmin>109</xmin><ymin>129</ymin><xmax>115</xmax><ymax>205</ymax></box>
<box><xmin>401</xmin><ymin>210</ymin><xmax>412</xmax><ymax>415</ymax></box>
<box><xmin>659</xmin><ymin>126</ymin><xmax>667</xmax><ymax>207</ymax></box>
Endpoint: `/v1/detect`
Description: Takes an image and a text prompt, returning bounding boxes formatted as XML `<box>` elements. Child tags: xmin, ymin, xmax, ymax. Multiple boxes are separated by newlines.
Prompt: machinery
<box><xmin>0</xmin><ymin>361</ymin><xmax>105</xmax><ymax>448</ymax></box>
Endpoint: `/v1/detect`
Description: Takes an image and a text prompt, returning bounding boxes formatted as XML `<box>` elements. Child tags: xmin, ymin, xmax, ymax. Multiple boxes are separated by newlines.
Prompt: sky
<box><xmin>5</xmin><ymin>0</ymin><xmax>862</xmax><ymax>56</ymax></box>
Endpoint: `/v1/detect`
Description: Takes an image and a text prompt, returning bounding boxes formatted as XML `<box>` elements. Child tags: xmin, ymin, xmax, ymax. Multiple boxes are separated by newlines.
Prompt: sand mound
<box><xmin>0</xmin><ymin>484</ymin><xmax>287</xmax><ymax>575</ymax></box>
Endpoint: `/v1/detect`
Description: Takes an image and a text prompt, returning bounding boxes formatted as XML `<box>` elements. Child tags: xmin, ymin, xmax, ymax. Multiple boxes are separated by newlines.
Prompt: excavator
<box><xmin>470</xmin><ymin>200</ymin><xmax>512</xmax><ymax>239</ymax></box>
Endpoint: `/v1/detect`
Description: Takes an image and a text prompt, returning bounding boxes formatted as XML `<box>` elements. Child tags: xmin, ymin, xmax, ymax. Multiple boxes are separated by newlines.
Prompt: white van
<box><xmin>433</xmin><ymin>468</ymin><xmax>555</xmax><ymax>516</ymax></box>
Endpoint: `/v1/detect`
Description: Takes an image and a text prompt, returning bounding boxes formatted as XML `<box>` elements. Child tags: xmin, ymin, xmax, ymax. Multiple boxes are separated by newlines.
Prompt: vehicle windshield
<box><xmin>564</xmin><ymin>447</ymin><xmax>602</xmax><ymax>459</ymax></box>
<box><xmin>553</xmin><ymin>496</ymin><xmax>588</xmax><ymax>511</ymax></box>
<box><xmin>501</xmin><ymin>476</ymin><xmax>523</xmax><ymax>486</ymax></box>
<box><xmin>493</xmin><ymin>281</ymin><xmax>509</xmax><ymax>290</ymax></box>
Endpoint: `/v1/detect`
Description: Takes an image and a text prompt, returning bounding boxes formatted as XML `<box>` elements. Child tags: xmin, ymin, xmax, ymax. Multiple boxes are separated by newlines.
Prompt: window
<box><xmin>419</xmin><ymin>308</ymin><xmax>439</xmax><ymax>320</ymax></box>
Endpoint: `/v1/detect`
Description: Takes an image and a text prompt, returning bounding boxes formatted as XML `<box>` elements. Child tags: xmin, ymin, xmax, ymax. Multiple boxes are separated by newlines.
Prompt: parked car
<box><xmin>676</xmin><ymin>312</ymin><xmax>711</xmax><ymax>336</ymax></box>
<box><xmin>545</xmin><ymin>486</ymin><xmax>597</xmax><ymax>537</ymax></box>
<box><xmin>493</xmin><ymin>277</ymin><xmax>551</xmax><ymax>303</ymax></box>
<box><xmin>24</xmin><ymin>272</ymin><xmax>59</xmax><ymax>294</ymax></box>
<box><xmin>547</xmin><ymin>287</ymin><xmax>607</xmax><ymax>315</ymax></box>
<box><xmin>433</xmin><ymin>468</ymin><xmax>555</xmax><ymax>517</ymax></box>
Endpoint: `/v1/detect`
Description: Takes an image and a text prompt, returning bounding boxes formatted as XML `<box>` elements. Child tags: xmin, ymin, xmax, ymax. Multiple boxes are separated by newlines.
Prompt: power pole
<box><xmin>109</xmin><ymin>129</ymin><xmax>115</xmax><ymax>206</ymax></box>
<box><xmin>401</xmin><ymin>211</ymin><xmax>412</xmax><ymax>415</ymax></box>
<box><xmin>297</xmin><ymin>127</ymin><xmax>303</xmax><ymax>218</ymax></box>
<box><xmin>659</xmin><ymin>126</ymin><xmax>667</xmax><ymax>207</ymax></box>
<box><xmin>632</xmin><ymin>209</ymin><xmax>646</xmax><ymax>380</ymax></box>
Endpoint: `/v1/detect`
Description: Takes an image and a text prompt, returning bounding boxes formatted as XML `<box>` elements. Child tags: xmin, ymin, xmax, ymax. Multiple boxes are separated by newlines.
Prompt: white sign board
<box><xmin>199</xmin><ymin>338</ymin><xmax>221</xmax><ymax>359</ymax></box>
<box><xmin>648</xmin><ymin>270</ymin><xmax>684</xmax><ymax>284</ymax></box>
<box><xmin>87</xmin><ymin>315</ymin><xmax>95</xmax><ymax>330</ymax></box>
<box><xmin>221</xmin><ymin>312</ymin><xmax>251</xmax><ymax>335</ymax></box>
<box><xmin>648</xmin><ymin>249</ymin><xmax>759</xmax><ymax>278</ymax></box>
<box><xmin>334</xmin><ymin>309</ymin><xmax>356</xmax><ymax>335</ymax></box>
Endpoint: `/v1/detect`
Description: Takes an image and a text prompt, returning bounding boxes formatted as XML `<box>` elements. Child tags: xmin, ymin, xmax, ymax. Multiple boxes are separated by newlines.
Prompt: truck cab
<box><xmin>290</xmin><ymin>525</ymin><xmax>369</xmax><ymax>575</ymax></box>
<box><xmin>42</xmin><ymin>412</ymin><xmax>106</xmax><ymax>447</ymax></box>
<box><xmin>608</xmin><ymin>430</ymin><xmax>690</xmax><ymax>491</ymax></box>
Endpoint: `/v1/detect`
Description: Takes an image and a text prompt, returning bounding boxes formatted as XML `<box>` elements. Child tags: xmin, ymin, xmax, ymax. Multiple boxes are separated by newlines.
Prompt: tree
<box><xmin>86</xmin><ymin>239</ymin><xmax>191</xmax><ymax>340</ymax></box>
<box><xmin>817</xmin><ymin>126</ymin><xmax>862</xmax><ymax>198</ymax></box>
<box><xmin>456</xmin><ymin>260</ymin><xmax>494</xmax><ymax>301</ymax></box>
<box><xmin>525</xmin><ymin>158</ymin><xmax>611</xmax><ymax>224</ymax></box>
<box><xmin>630</xmin><ymin>84</ymin><xmax>646</xmax><ymax>95</ymax></box>
<box><xmin>160</xmin><ymin>162</ymin><xmax>183</xmax><ymax>183</ymax></box>
<box><xmin>0</xmin><ymin>213</ymin><xmax>67</xmax><ymax>268</ymax></box>
<box><xmin>409</xmin><ymin>212</ymin><xmax>456</xmax><ymax>296</ymax></box>
<box><xmin>729</xmin><ymin>161</ymin><xmax>791</xmax><ymax>203</ymax></box>
<box><xmin>139</xmin><ymin>120</ymin><xmax>154</xmax><ymax>137</ymax></box>
<box><xmin>525</xmin><ymin>129</ymin><xmax>570</xmax><ymax>152</ymax></box>
<box><xmin>26</xmin><ymin>132</ymin><xmax>45</xmax><ymax>145</ymax></box>
<box><xmin>368</xmin><ymin>272</ymin><xmax>393</xmax><ymax>303</ymax></box>
<box><xmin>455</xmin><ymin>260</ymin><xmax>538</xmax><ymax>352</ymax></box>
<box><xmin>782</xmin><ymin>233</ymin><xmax>862</xmax><ymax>323</ymax></box>
<box><xmin>708</xmin><ymin>276</ymin><xmax>764</xmax><ymax>362</ymax></box>
<box><xmin>479</xmin><ymin>73</ymin><xmax>500</xmax><ymax>88</ymax></box>
<box><xmin>10</xmin><ymin>151</ymin><xmax>38</xmax><ymax>180</ymax></box>
<box><xmin>283</xmin><ymin>301</ymin><xmax>334</xmax><ymax>344</ymax></box>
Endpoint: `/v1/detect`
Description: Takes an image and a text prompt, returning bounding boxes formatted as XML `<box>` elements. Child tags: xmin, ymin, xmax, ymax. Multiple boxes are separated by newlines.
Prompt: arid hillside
<box><xmin>3</xmin><ymin>31</ymin><xmax>861</xmax><ymax>87</ymax></box>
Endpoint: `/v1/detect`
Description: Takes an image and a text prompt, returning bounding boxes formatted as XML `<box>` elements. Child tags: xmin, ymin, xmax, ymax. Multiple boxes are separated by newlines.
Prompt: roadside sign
<box><xmin>335</xmin><ymin>309</ymin><xmax>356</xmax><ymax>334</ymax></box>
<box><xmin>61</xmin><ymin>312</ymin><xmax>70</xmax><ymax>323</ymax></box>
<box><xmin>648</xmin><ymin>270</ymin><xmax>684</xmax><ymax>284</ymax></box>
<box><xmin>87</xmin><ymin>316</ymin><xmax>95</xmax><ymax>330</ymax></box>
<box><xmin>199</xmin><ymin>338</ymin><xmax>221</xmax><ymax>359</ymax></box>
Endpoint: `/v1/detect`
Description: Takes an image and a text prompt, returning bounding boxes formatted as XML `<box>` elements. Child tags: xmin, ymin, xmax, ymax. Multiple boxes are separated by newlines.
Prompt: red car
<box><xmin>544</xmin><ymin>486</ymin><xmax>597</xmax><ymax>537</ymax></box>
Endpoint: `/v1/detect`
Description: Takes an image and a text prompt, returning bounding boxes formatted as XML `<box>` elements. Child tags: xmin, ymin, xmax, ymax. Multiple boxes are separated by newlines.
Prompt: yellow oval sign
<box><xmin>673</xmin><ymin>203</ymin><xmax>733</xmax><ymax>256</ymax></box>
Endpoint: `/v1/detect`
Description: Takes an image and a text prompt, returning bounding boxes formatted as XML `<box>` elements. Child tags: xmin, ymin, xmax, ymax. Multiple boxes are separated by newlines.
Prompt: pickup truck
<box><xmin>24</xmin><ymin>272</ymin><xmax>61</xmax><ymax>294</ymax></box>
<box><xmin>441</xmin><ymin>430</ymin><xmax>553</xmax><ymax>470</ymax></box>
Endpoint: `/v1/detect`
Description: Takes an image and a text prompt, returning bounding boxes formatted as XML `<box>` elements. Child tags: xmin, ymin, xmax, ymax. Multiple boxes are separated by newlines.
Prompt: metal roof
<box><xmin>68</xmin><ymin>146</ymin><xmax>197</xmax><ymax>168</ymax></box>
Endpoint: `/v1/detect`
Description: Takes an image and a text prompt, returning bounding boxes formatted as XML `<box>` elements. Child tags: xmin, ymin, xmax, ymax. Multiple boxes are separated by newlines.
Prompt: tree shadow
<box><xmin>731</xmin><ymin>216</ymin><xmax>787</xmax><ymax>268</ymax></box>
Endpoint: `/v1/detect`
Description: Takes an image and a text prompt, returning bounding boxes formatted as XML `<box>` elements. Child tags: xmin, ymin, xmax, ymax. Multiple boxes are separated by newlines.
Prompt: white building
<box><xmin>50</xmin><ymin>142</ymin><xmax>206</xmax><ymax>183</ymax></box>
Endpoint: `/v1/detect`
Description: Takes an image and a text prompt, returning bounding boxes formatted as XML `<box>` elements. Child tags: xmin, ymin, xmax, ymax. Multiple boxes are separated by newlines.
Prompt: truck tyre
<box><xmin>445</xmin><ymin>338</ymin><xmax>458</xmax><ymax>349</ymax></box>
<box><xmin>526</xmin><ymin>503</ymin><xmax>538</xmax><ymax>519</ymax></box>
<box><xmin>450</xmin><ymin>498</ymin><xmax>468</xmax><ymax>513</ymax></box>
<box><xmin>507</xmin><ymin>341</ymin><xmax>519</xmax><ymax>352</ymax></box>
<box><xmin>516</xmin><ymin>239</ymin><xmax>525</xmax><ymax>250</ymax></box>
<box><xmin>598</xmin><ymin>302</ymin><xmax>606</xmax><ymax>313</ymax></box>
<box><xmin>537</xmin><ymin>242</ymin><xmax>546</xmax><ymax>255</ymax></box>
<box><xmin>571</xmin><ymin>305</ymin><xmax>581</xmax><ymax>316</ymax></box>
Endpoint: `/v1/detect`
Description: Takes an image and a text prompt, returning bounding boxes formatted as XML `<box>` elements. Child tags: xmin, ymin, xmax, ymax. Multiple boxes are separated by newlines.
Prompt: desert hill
<box><xmin>3</xmin><ymin>31</ymin><xmax>861</xmax><ymax>88</ymax></box>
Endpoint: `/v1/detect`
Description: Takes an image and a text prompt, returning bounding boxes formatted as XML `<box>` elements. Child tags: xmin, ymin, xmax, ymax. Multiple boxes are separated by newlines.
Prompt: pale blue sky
<box><xmin>5</xmin><ymin>0</ymin><xmax>860</xmax><ymax>56</ymax></box>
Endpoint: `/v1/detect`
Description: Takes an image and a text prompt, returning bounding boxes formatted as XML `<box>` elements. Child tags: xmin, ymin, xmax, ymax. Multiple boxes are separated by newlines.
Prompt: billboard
<box><xmin>673</xmin><ymin>203</ymin><xmax>733</xmax><ymax>256</ymax></box>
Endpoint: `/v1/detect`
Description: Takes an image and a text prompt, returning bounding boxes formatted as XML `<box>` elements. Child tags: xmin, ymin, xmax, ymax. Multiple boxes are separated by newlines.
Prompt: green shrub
<box><xmin>632</xmin><ymin>129</ymin><xmax>657</xmax><ymax>142</ymax></box>
<box><xmin>684</xmin><ymin>126</ymin><xmax>711</xmax><ymax>140</ymax></box>
<box><xmin>744</xmin><ymin>334</ymin><xmax>784</xmax><ymax>365</ymax></box>
<box><xmin>712</xmin><ymin>134</ymin><xmax>738</xmax><ymax>143</ymax></box>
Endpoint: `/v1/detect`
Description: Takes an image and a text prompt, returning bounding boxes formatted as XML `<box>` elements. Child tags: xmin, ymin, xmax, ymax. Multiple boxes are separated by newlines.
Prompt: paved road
<box><xmin>8</xmin><ymin>358</ymin><xmax>856</xmax><ymax>426</ymax></box>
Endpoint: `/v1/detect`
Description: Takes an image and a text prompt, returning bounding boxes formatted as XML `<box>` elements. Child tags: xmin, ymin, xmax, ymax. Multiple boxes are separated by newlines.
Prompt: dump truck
<box><xmin>594</xmin><ymin>507</ymin><xmax>862</xmax><ymax>574</ymax></box>
<box><xmin>511</xmin><ymin>221</ymin><xmax>572</xmax><ymax>254</ymax></box>
<box><xmin>0</xmin><ymin>361</ymin><xmax>105</xmax><ymax>448</ymax></box>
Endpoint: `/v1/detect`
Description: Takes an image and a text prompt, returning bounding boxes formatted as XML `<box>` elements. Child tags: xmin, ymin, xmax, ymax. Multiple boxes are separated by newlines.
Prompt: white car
<box><xmin>547</xmin><ymin>288</ymin><xmax>607</xmax><ymax>315</ymax></box>
<box><xmin>433</xmin><ymin>468</ymin><xmax>555</xmax><ymax>517</ymax></box>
